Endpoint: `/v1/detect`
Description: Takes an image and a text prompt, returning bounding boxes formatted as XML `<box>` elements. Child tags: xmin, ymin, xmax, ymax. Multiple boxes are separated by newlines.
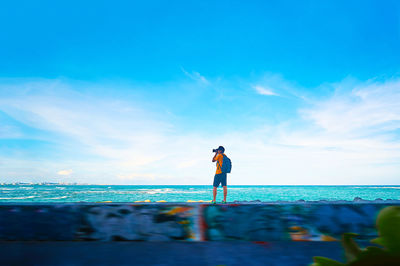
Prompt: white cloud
<box><xmin>57</xmin><ymin>169</ymin><xmax>73</xmax><ymax>175</ymax></box>
<box><xmin>302</xmin><ymin>79</ymin><xmax>400</xmax><ymax>136</ymax></box>
<box><xmin>250</xmin><ymin>73</ymin><xmax>307</xmax><ymax>99</ymax></box>
<box><xmin>117</xmin><ymin>173</ymin><xmax>156</xmax><ymax>181</ymax></box>
<box><xmin>0</xmin><ymin>77</ymin><xmax>399</xmax><ymax>185</ymax></box>
<box><xmin>253</xmin><ymin>85</ymin><xmax>278</xmax><ymax>96</ymax></box>
<box><xmin>181</xmin><ymin>68</ymin><xmax>209</xmax><ymax>85</ymax></box>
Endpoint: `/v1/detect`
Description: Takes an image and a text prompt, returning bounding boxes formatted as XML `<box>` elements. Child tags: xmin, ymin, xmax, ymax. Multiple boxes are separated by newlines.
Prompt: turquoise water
<box><xmin>0</xmin><ymin>185</ymin><xmax>399</xmax><ymax>202</ymax></box>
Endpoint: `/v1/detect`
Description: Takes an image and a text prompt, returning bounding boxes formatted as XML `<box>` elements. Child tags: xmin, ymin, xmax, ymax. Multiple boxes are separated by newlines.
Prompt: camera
<box><xmin>213</xmin><ymin>146</ymin><xmax>225</xmax><ymax>153</ymax></box>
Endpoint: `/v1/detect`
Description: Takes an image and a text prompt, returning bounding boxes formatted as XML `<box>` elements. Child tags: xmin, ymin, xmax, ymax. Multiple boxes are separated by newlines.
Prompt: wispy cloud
<box><xmin>250</xmin><ymin>73</ymin><xmax>308</xmax><ymax>99</ymax></box>
<box><xmin>181</xmin><ymin>68</ymin><xmax>209</xmax><ymax>85</ymax></box>
<box><xmin>0</xmin><ymin>76</ymin><xmax>399</xmax><ymax>185</ymax></box>
<box><xmin>0</xmin><ymin>78</ymin><xmax>210</xmax><ymax>184</ymax></box>
<box><xmin>302</xmin><ymin>79</ymin><xmax>400</xmax><ymax>136</ymax></box>
<box><xmin>253</xmin><ymin>85</ymin><xmax>278</xmax><ymax>96</ymax></box>
<box><xmin>57</xmin><ymin>169</ymin><xmax>73</xmax><ymax>175</ymax></box>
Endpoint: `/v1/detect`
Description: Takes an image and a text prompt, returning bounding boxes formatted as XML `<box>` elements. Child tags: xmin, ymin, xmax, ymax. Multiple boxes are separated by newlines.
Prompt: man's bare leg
<box><xmin>223</xmin><ymin>186</ymin><xmax>227</xmax><ymax>202</ymax></box>
<box><xmin>213</xmin><ymin>186</ymin><xmax>217</xmax><ymax>202</ymax></box>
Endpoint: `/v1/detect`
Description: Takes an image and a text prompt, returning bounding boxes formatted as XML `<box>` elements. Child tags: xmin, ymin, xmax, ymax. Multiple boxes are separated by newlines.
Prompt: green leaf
<box><xmin>312</xmin><ymin>256</ymin><xmax>345</xmax><ymax>266</ymax></box>
<box><xmin>342</xmin><ymin>233</ymin><xmax>361</xmax><ymax>262</ymax></box>
<box><xmin>374</xmin><ymin>206</ymin><xmax>400</xmax><ymax>254</ymax></box>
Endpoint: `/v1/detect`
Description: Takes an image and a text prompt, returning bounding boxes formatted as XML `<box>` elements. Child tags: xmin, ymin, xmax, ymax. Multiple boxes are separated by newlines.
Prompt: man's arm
<box><xmin>212</xmin><ymin>153</ymin><xmax>219</xmax><ymax>162</ymax></box>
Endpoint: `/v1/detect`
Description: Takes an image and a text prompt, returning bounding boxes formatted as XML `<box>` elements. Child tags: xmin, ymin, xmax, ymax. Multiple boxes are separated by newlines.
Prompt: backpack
<box><xmin>220</xmin><ymin>154</ymin><xmax>232</xmax><ymax>174</ymax></box>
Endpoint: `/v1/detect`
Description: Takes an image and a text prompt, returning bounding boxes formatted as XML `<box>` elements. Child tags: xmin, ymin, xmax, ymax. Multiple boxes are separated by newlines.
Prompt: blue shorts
<box><xmin>213</xmin><ymin>173</ymin><xmax>227</xmax><ymax>187</ymax></box>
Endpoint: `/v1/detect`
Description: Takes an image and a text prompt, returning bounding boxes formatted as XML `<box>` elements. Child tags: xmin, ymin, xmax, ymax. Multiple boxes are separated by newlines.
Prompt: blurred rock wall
<box><xmin>0</xmin><ymin>203</ymin><xmax>395</xmax><ymax>241</ymax></box>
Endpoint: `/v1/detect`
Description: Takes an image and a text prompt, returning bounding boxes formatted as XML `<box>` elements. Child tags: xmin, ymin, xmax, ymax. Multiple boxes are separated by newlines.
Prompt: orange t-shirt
<box><xmin>215</xmin><ymin>153</ymin><xmax>224</xmax><ymax>174</ymax></box>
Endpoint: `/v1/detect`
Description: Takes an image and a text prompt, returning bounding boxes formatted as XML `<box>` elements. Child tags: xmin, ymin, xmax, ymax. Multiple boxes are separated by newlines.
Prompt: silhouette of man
<box><xmin>212</xmin><ymin>146</ymin><xmax>227</xmax><ymax>204</ymax></box>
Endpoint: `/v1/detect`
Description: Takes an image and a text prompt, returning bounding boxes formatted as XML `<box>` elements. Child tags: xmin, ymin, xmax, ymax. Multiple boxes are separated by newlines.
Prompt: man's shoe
<box><xmin>222</xmin><ymin>200</ymin><xmax>226</xmax><ymax>204</ymax></box>
<box><xmin>211</xmin><ymin>200</ymin><xmax>216</xmax><ymax>204</ymax></box>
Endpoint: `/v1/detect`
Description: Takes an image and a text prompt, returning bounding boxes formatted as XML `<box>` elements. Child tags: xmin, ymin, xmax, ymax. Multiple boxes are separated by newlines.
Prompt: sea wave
<box><xmin>70</xmin><ymin>188</ymin><xmax>206</xmax><ymax>195</ymax></box>
<box><xmin>353</xmin><ymin>186</ymin><xmax>400</xmax><ymax>189</ymax></box>
<box><xmin>138</xmin><ymin>189</ymin><xmax>205</xmax><ymax>194</ymax></box>
<box><xmin>46</xmin><ymin>196</ymin><xmax>68</xmax><ymax>199</ymax></box>
<box><xmin>0</xmin><ymin>196</ymin><xmax>36</xmax><ymax>200</ymax></box>
<box><xmin>72</xmin><ymin>191</ymin><xmax>107</xmax><ymax>194</ymax></box>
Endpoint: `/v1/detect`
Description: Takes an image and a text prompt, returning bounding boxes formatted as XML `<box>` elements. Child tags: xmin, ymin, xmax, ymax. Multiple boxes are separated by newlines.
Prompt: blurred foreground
<box><xmin>1</xmin><ymin>202</ymin><xmax>397</xmax><ymax>265</ymax></box>
<box><xmin>1</xmin><ymin>241</ymin><xmax>347</xmax><ymax>266</ymax></box>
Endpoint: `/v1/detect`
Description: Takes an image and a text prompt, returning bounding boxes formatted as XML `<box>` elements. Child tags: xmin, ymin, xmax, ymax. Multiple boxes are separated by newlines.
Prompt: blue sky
<box><xmin>0</xmin><ymin>0</ymin><xmax>400</xmax><ymax>184</ymax></box>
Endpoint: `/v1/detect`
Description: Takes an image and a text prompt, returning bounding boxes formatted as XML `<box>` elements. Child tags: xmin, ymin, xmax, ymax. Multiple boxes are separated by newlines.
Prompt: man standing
<box><xmin>212</xmin><ymin>146</ymin><xmax>228</xmax><ymax>204</ymax></box>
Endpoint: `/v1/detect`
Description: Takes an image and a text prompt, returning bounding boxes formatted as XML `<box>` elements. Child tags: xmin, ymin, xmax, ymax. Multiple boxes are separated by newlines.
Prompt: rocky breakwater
<box><xmin>0</xmin><ymin>199</ymin><xmax>399</xmax><ymax>242</ymax></box>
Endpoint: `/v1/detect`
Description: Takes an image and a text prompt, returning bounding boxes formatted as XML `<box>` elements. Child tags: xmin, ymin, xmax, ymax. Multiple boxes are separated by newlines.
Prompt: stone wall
<box><xmin>0</xmin><ymin>203</ymin><xmax>396</xmax><ymax>242</ymax></box>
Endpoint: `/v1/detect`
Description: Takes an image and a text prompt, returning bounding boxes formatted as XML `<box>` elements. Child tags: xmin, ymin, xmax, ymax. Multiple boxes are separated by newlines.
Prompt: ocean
<box><xmin>0</xmin><ymin>185</ymin><xmax>399</xmax><ymax>202</ymax></box>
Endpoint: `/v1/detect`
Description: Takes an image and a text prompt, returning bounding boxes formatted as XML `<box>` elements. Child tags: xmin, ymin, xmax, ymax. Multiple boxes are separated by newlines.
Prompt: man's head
<box><xmin>217</xmin><ymin>146</ymin><xmax>225</xmax><ymax>154</ymax></box>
